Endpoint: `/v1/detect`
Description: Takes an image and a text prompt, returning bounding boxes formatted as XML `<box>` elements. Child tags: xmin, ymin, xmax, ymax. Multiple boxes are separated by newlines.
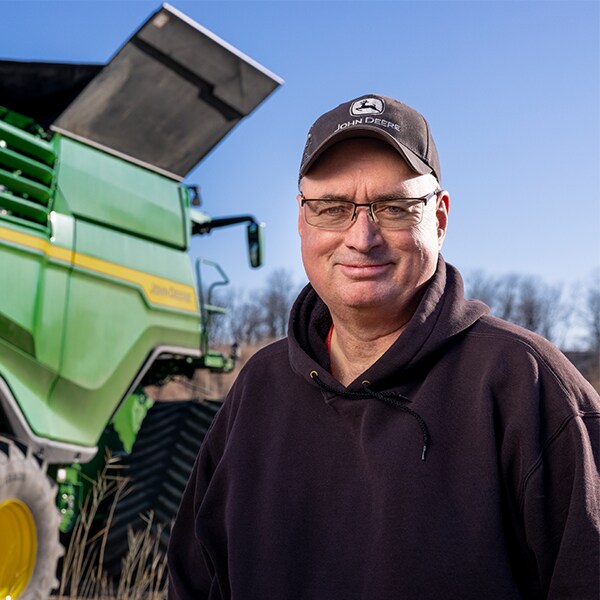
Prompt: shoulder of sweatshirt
<box><xmin>467</xmin><ymin>314</ymin><xmax>599</xmax><ymax>412</ymax></box>
<box><xmin>233</xmin><ymin>338</ymin><xmax>291</xmax><ymax>384</ymax></box>
<box><xmin>245</xmin><ymin>337</ymin><xmax>290</xmax><ymax>364</ymax></box>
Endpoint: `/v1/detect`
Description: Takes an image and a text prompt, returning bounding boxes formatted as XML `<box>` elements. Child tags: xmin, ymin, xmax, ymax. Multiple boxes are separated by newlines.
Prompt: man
<box><xmin>168</xmin><ymin>94</ymin><xmax>600</xmax><ymax>599</ymax></box>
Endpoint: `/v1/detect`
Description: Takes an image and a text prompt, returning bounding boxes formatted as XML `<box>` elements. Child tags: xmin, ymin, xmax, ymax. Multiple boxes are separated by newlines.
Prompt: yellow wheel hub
<box><xmin>0</xmin><ymin>498</ymin><xmax>37</xmax><ymax>600</ymax></box>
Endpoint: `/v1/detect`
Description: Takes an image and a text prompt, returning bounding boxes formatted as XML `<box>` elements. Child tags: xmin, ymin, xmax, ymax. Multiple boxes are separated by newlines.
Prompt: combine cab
<box><xmin>0</xmin><ymin>4</ymin><xmax>281</xmax><ymax>597</ymax></box>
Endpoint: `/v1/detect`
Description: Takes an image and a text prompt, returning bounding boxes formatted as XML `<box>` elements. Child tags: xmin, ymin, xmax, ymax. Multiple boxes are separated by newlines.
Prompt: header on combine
<box><xmin>0</xmin><ymin>4</ymin><xmax>281</xmax><ymax>598</ymax></box>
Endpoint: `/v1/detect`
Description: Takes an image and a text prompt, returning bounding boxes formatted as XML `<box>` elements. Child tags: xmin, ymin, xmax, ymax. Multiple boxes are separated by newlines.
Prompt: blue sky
<box><xmin>2</xmin><ymin>0</ymin><xmax>599</xmax><ymax>295</ymax></box>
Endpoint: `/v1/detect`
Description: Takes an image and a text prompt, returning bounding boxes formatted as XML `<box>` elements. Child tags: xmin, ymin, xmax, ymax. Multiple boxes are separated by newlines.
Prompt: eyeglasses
<box><xmin>300</xmin><ymin>189</ymin><xmax>441</xmax><ymax>230</ymax></box>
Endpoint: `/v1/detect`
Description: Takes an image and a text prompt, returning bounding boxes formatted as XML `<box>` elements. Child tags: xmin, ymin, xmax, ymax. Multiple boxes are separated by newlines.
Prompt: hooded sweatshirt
<box><xmin>168</xmin><ymin>259</ymin><xmax>600</xmax><ymax>600</ymax></box>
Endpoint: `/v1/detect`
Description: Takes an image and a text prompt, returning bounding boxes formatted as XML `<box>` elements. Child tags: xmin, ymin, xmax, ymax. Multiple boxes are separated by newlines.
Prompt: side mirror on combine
<box><xmin>191</xmin><ymin>211</ymin><xmax>265</xmax><ymax>269</ymax></box>
<box><xmin>247</xmin><ymin>222</ymin><xmax>264</xmax><ymax>269</ymax></box>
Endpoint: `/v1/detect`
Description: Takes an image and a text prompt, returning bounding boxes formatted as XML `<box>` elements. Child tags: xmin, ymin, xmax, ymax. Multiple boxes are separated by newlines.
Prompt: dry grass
<box><xmin>56</xmin><ymin>454</ymin><xmax>167</xmax><ymax>600</ymax></box>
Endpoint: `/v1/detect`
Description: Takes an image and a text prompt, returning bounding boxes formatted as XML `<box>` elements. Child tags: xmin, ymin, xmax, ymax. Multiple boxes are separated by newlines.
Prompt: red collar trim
<box><xmin>326</xmin><ymin>324</ymin><xmax>334</xmax><ymax>355</ymax></box>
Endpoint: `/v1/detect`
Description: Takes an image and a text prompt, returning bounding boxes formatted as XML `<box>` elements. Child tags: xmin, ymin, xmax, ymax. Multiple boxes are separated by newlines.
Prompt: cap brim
<box><xmin>300</xmin><ymin>126</ymin><xmax>433</xmax><ymax>178</ymax></box>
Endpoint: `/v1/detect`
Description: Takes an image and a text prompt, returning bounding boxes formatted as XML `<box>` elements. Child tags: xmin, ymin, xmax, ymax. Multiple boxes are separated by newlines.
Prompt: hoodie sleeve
<box><xmin>521</xmin><ymin>407</ymin><xmax>600</xmax><ymax>598</ymax></box>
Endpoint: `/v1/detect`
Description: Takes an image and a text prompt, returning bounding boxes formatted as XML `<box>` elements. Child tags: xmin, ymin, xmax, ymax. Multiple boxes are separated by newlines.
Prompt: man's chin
<box><xmin>327</xmin><ymin>286</ymin><xmax>399</xmax><ymax>313</ymax></box>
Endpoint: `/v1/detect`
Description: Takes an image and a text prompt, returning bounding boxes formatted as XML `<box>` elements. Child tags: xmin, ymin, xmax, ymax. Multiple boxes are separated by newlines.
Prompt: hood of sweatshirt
<box><xmin>288</xmin><ymin>257</ymin><xmax>489</xmax><ymax>394</ymax></box>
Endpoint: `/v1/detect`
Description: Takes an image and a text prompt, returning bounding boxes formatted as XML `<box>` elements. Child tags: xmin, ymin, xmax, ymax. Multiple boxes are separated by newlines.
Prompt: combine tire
<box><xmin>103</xmin><ymin>399</ymin><xmax>220</xmax><ymax>577</ymax></box>
<box><xmin>0</xmin><ymin>437</ymin><xmax>62</xmax><ymax>600</ymax></box>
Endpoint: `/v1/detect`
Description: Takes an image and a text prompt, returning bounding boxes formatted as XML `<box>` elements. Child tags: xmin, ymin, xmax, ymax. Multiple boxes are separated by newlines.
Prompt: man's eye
<box><xmin>316</xmin><ymin>203</ymin><xmax>351</xmax><ymax>216</ymax></box>
<box><xmin>376</xmin><ymin>203</ymin><xmax>407</xmax><ymax>216</ymax></box>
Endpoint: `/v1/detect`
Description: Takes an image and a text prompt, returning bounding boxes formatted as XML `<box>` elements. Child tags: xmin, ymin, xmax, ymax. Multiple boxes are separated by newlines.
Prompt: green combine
<box><xmin>0</xmin><ymin>4</ymin><xmax>281</xmax><ymax>598</ymax></box>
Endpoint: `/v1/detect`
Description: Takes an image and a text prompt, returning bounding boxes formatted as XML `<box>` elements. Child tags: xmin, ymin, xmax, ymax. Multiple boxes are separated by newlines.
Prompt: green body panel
<box><xmin>0</xmin><ymin>234</ymin><xmax>43</xmax><ymax>356</ymax></box>
<box><xmin>57</xmin><ymin>138</ymin><xmax>188</xmax><ymax>249</ymax></box>
<box><xmin>35</xmin><ymin>213</ymin><xmax>75</xmax><ymax>373</ymax></box>
<box><xmin>0</xmin><ymin>118</ymin><xmax>201</xmax><ymax>448</ymax></box>
<box><xmin>0</xmin><ymin>341</ymin><xmax>56</xmax><ymax>435</ymax></box>
<box><xmin>111</xmin><ymin>393</ymin><xmax>154</xmax><ymax>454</ymax></box>
<box><xmin>49</xmin><ymin>289</ymin><xmax>198</xmax><ymax>445</ymax></box>
<box><xmin>0</xmin><ymin>230</ymin><xmax>72</xmax><ymax>370</ymax></box>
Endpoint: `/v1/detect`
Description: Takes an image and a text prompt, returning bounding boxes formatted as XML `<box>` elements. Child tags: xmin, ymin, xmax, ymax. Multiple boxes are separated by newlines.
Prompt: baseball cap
<box><xmin>299</xmin><ymin>94</ymin><xmax>441</xmax><ymax>184</ymax></box>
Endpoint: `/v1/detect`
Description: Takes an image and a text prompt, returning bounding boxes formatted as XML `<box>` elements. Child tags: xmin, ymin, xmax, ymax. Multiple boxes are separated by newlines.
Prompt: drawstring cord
<box><xmin>310</xmin><ymin>371</ymin><xmax>430</xmax><ymax>461</ymax></box>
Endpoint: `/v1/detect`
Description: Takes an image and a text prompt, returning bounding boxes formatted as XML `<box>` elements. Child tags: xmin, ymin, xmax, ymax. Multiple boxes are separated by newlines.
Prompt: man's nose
<box><xmin>344</xmin><ymin>207</ymin><xmax>382</xmax><ymax>251</ymax></box>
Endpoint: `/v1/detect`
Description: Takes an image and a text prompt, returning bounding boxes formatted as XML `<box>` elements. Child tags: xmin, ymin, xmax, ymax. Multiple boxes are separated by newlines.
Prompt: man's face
<box><xmin>298</xmin><ymin>138</ymin><xmax>449</xmax><ymax>322</ymax></box>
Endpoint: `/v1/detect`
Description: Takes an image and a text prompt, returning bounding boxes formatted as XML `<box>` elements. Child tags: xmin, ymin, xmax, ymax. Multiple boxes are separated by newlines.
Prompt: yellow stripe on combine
<box><xmin>0</xmin><ymin>225</ymin><xmax>198</xmax><ymax>313</ymax></box>
<box><xmin>72</xmin><ymin>252</ymin><xmax>198</xmax><ymax>313</ymax></box>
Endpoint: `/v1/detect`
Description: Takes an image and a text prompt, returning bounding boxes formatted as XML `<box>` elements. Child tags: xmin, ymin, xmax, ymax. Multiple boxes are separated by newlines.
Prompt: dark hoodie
<box><xmin>168</xmin><ymin>259</ymin><xmax>600</xmax><ymax>600</ymax></box>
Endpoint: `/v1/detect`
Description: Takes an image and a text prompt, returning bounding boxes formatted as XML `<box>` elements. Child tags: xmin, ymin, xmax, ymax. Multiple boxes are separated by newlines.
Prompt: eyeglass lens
<box><xmin>303</xmin><ymin>198</ymin><xmax>425</xmax><ymax>230</ymax></box>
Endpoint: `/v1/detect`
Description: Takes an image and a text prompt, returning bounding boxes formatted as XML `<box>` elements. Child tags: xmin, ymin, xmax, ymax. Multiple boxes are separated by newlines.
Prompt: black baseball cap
<box><xmin>299</xmin><ymin>94</ymin><xmax>441</xmax><ymax>183</ymax></box>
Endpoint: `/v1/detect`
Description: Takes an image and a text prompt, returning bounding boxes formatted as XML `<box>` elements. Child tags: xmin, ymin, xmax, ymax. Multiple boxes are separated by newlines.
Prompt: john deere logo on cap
<box><xmin>350</xmin><ymin>97</ymin><xmax>384</xmax><ymax>116</ymax></box>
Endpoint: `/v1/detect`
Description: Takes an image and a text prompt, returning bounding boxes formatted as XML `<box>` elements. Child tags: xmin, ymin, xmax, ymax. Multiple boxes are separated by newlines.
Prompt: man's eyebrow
<box><xmin>307</xmin><ymin>191</ymin><xmax>415</xmax><ymax>201</ymax></box>
<box><xmin>310</xmin><ymin>193</ymin><xmax>352</xmax><ymax>201</ymax></box>
<box><xmin>371</xmin><ymin>191</ymin><xmax>416</xmax><ymax>201</ymax></box>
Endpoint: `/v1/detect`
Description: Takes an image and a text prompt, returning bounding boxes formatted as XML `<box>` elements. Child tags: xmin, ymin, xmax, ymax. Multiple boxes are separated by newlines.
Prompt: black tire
<box><xmin>0</xmin><ymin>436</ymin><xmax>63</xmax><ymax>600</ymax></box>
<box><xmin>102</xmin><ymin>399</ymin><xmax>221</xmax><ymax>577</ymax></box>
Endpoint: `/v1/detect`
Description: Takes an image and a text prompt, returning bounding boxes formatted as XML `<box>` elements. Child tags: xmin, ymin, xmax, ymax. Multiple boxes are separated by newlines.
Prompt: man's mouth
<box><xmin>338</xmin><ymin>262</ymin><xmax>392</xmax><ymax>278</ymax></box>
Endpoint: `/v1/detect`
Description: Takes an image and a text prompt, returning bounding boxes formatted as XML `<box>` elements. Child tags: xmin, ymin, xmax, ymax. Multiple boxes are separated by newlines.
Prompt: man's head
<box><xmin>297</xmin><ymin>95</ymin><xmax>449</xmax><ymax>326</ymax></box>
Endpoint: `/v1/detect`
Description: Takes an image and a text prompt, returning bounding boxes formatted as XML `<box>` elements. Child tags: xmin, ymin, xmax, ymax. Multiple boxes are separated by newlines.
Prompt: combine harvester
<box><xmin>0</xmin><ymin>4</ymin><xmax>281</xmax><ymax>598</ymax></box>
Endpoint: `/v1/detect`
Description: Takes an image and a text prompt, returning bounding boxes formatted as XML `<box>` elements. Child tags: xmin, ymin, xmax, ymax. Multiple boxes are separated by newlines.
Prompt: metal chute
<box><xmin>1</xmin><ymin>3</ymin><xmax>282</xmax><ymax>180</ymax></box>
<box><xmin>52</xmin><ymin>3</ymin><xmax>282</xmax><ymax>179</ymax></box>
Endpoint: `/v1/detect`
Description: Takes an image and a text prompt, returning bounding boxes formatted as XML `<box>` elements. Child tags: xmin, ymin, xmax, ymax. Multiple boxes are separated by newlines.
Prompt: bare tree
<box><xmin>465</xmin><ymin>271</ymin><xmax>569</xmax><ymax>345</ymax></box>
<box><xmin>259</xmin><ymin>268</ymin><xmax>299</xmax><ymax>340</ymax></box>
<box><xmin>515</xmin><ymin>277</ymin><xmax>565</xmax><ymax>343</ymax></box>
<box><xmin>230</xmin><ymin>298</ymin><xmax>265</xmax><ymax>345</ymax></box>
<box><xmin>205</xmin><ymin>288</ymin><xmax>234</xmax><ymax>344</ymax></box>
<box><xmin>581</xmin><ymin>270</ymin><xmax>600</xmax><ymax>351</ymax></box>
<box><xmin>207</xmin><ymin>269</ymin><xmax>300</xmax><ymax>346</ymax></box>
<box><xmin>493</xmin><ymin>274</ymin><xmax>523</xmax><ymax>322</ymax></box>
<box><xmin>463</xmin><ymin>270</ymin><xmax>501</xmax><ymax>310</ymax></box>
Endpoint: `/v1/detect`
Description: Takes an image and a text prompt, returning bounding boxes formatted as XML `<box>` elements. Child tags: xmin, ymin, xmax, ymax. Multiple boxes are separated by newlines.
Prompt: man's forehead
<box><xmin>305</xmin><ymin>137</ymin><xmax>415</xmax><ymax>175</ymax></box>
<box><xmin>300</xmin><ymin>138</ymin><xmax>420</xmax><ymax>192</ymax></box>
<box><xmin>300</xmin><ymin>143</ymin><xmax>441</xmax><ymax>201</ymax></box>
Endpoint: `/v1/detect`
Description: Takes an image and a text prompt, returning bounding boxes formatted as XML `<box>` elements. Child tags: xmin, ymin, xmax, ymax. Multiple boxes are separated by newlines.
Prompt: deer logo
<box><xmin>350</xmin><ymin>97</ymin><xmax>385</xmax><ymax>116</ymax></box>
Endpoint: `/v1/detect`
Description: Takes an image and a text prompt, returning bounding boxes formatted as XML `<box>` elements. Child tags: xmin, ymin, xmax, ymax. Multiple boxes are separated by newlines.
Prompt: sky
<box><xmin>2</xmin><ymin>0</ymin><xmax>599</xmax><ymax>297</ymax></box>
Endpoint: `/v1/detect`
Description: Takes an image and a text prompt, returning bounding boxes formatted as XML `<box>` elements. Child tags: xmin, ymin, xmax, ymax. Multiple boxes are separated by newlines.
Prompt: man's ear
<box><xmin>436</xmin><ymin>190</ymin><xmax>450</xmax><ymax>248</ymax></box>
<box><xmin>297</xmin><ymin>194</ymin><xmax>304</xmax><ymax>236</ymax></box>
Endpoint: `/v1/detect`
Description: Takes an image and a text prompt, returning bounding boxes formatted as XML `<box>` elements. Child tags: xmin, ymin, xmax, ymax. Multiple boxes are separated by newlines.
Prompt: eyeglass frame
<box><xmin>299</xmin><ymin>188</ymin><xmax>442</xmax><ymax>230</ymax></box>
